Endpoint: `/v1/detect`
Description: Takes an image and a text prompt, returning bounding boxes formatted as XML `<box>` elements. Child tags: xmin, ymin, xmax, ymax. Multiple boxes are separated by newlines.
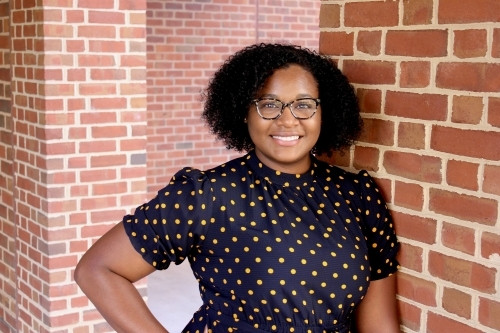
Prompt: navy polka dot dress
<box><xmin>123</xmin><ymin>151</ymin><xmax>399</xmax><ymax>333</ymax></box>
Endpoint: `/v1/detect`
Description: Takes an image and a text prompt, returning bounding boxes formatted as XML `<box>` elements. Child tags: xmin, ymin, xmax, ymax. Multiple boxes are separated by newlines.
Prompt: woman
<box><xmin>75</xmin><ymin>43</ymin><xmax>400</xmax><ymax>333</ymax></box>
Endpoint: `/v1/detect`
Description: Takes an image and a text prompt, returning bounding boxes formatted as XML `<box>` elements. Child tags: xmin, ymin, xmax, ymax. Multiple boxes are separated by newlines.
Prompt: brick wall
<box><xmin>1</xmin><ymin>1</ymin><xmax>148</xmax><ymax>332</ymax></box>
<box><xmin>319</xmin><ymin>1</ymin><xmax>500</xmax><ymax>332</ymax></box>
<box><xmin>146</xmin><ymin>0</ymin><xmax>320</xmax><ymax>195</ymax></box>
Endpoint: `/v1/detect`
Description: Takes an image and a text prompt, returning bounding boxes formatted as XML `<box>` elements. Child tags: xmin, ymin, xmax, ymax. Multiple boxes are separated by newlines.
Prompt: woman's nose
<box><xmin>276</xmin><ymin>105</ymin><xmax>298</xmax><ymax>125</ymax></box>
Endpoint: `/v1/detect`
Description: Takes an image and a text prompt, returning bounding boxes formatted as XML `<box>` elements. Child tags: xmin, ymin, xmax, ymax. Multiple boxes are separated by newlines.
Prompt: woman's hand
<box><xmin>75</xmin><ymin>222</ymin><xmax>168</xmax><ymax>333</ymax></box>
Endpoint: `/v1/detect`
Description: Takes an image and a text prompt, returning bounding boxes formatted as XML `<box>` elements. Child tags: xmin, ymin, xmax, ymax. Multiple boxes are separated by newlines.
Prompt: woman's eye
<box><xmin>296</xmin><ymin>102</ymin><xmax>313</xmax><ymax>109</ymax></box>
<box><xmin>262</xmin><ymin>102</ymin><xmax>280</xmax><ymax>109</ymax></box>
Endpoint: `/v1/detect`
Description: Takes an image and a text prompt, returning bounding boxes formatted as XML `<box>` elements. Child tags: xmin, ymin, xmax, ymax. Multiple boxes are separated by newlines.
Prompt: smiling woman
<box><xmin>75</xmin><ymin>43</ymin><xmax>400</xmax><ymax>333</ymax></box>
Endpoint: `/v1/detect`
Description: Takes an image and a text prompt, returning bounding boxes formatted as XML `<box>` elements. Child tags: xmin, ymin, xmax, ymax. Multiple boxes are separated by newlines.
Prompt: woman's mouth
<box><xmin>272</xmin><ymin>135</ymin><xmax>300</xmax><ymax>141</ymax></box>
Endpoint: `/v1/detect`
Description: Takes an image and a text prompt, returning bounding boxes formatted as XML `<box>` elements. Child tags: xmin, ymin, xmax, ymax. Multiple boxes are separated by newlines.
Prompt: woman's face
<box><xmin>247</xmin><ymin>64</ymin><xmax>321</xmax><ymax>174</ymax></box>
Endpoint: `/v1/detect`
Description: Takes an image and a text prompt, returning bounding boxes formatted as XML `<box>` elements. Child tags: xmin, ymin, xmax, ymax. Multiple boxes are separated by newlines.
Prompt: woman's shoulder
<box><xmin>314</xmin><ymin>157</ymin><xmax>370</xmax><ymax>183</ymax></box>
<box><xmin>164</xmin><ymin>154</ymin><xmax>249</xmax><ymax>190</ymax></box>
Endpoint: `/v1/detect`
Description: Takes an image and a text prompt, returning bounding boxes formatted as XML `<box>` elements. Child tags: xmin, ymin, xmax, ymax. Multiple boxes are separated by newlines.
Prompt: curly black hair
<box><xmin>202</xmin><ymin>43</ymin><xmax>362</xmax><ymax>156</ymax></box>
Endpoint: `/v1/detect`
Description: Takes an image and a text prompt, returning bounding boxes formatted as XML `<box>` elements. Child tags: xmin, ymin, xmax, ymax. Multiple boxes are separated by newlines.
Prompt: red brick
<box><xmin>438</xmin><ymin>0</ymin><xmax>500</xmax><ymax>24</ymax></box>
<box><xmin>47</xmin><ymin>200</ymin><xmax>77</xmax><ymax>214</ymax></box>
<box><xmin>397</xmin><ymin>242</ymin><xmax>423</xmax><ymax>272</ymax></box>
<box><xmin>80</xmin><ymin>169</ymin><xmax>116</xmax><ymax>183</ymax></box>
<box><xmin>49</xmin><ymin>311</ymin><xmax>80</xmax><ymax>327</ymax></box>
<box><xmin>68</xmin><ymin>156</ymin><xmax>87</xmax><ymax>169</ymax></box>
<box><xmin>92</xmin><ymin>182</ymin><xmax>127</xmax><ymax>195</ymax></box>
<box><xmin>91</xmin><ymin>209</ymin><xmax>126</xmax><ymax>223</ymax></box>
<box><xmin>398</xmin><ymin>300</ymin><xmax>421</xmax><ymax>332</ymax></box>
<box><xmin>488</xmin><ymin>97</ymin><xmax>500</xmax><ymax>128</ymax></box>
<box><xmin>353</xmin><ymin>146</ymin><xmax>379</xmax><ymax>171</ymax></box>
<box><xmin>91</xmin><ymin>126</ymin><xmax>127</xmax><ymax>139</ymax></box>
<box><xmin>403</xmin><ymin>0</ymin><xmax>433</xmax><ymax>25</ymax></box>
<box><xmin>120</xmin><ymin>138</ymin><xmax>146</xmax><ymax>151</ymax></box>
<box><xmin>79</xmin><ymin>25</ymin><xmax>117</xmax><ymax>38</ymax></box>
<box><xmin>400</xmin><ymin>61</ymin><xmax>431</xmax><ymax>88</ymax></box>
<box><xmin>392</xmin><ymin>211</ymin><xmax>437</xmax><ymax>244</ymax></box>
<box><xmin>481</xmin><ymin>232</ymin><xmax>500</xmax><ymax>259</ymax></box>
<box><xmin>437</xmin><ymin>62</ymin><xmax>500</xmax><ymax>92</ymax></box>
<box><xmin>78</xmin><ymin>0</ymin><xmax>115</xmax><ymax>9</ymax></box>
<box><xmin>44</xmin><ymin>142</ymin><xmax>76</xmax><ymax>155</ymax></box>
<box><xmin>483</xmin><ymin>165</ymin><xmax>500</xmax><ymax>196</ymax></box>
<box><xmin>120</xmin><ymin>82</ymin><xmax>147</xmax><ymax>95</ymax></box>
<box><xmin>428</xmin><ymin>251</ymin><xmax>496</xmax><ymax>293</ymax></box>
<box><xmin>452</xmin><ymin>95</ymin><xmax>484</xmax><ymax>125</ymax></box>
<box><xmin>454</xmin><ymin>29</ymin><xmax>487</xmax><ymax>58</ymax></box>
<box><xmin>358</xmin><ymin>118</ymin><xmax>394</xmax><ymax>146</ymax></box>
<box><xmin>356</xmin><ymin>31</ymin><xmax>381</xmax><ymax>55</ymax></box>
<box><xmin>90</xmin><ymin>154</ymin><xmax>127</xmax><ymax>168</ymax></box>
<box><xmin>356</xmin><ymin>88</ymin><xmax>381</xmax><ymax>114</ymax></box>
<box><xmin>77</xmin><ymin>54</ymin><xmax>116</xmax><ymax>67</ymax></box>
<box><xmin>385</xmin><ymin>91</ymin><xmax>447</xmax><ymax>121</ymax></box>
<box><xmin>90</xmin><ymin>97</ymin><xmax>127</xmax><ymax>110</ymax></box>
<box><xmin>397</xmin><ymin>272</ymin><xmax>437</xmax><ymax>306</ymax></box>
<box><xmin>446</xmin><ymin>159</ymin><xmax>479</xmax><ymax>191</ymax></box>
<box><xmin>79</xmin><ymin>83</ymin><xmax>117</xmax><ymax>95</ymax></box>
<box><xmin>386</xmin><ymin>30</ymin><xmax>448</xmax><ymax>57</ymax></box>
<box><xmin>394</xmin><ymin>181</ymin><xmax>424</xmax><ymax>210</ymax></box>
<box><xmin>479</xmin><ymin>297</ymin><xmax>500</xmax><ymax>331</ymax></box>
<box><xmin>430</xmin><ymin>188</ymin><xmax>497</xmax><ymax>225</ymax></box>
<box><xmin>443</xmin><ymin>287</ymin><xmax>472</xmax><ymax>319</ymax></box>
<box><xmin>80</xmin><ymin>112</ymin><xmax>117</xmax><ymax>124</ymax></box>
<box><xmin>79</xmin><ymin>140</ymin><xmax>117</xmax><ymax>154</ymax></box>
<box><xmin>120</xmin><ymin>26</ymin><xmax>146</xmax><ymax>39</ymax></box>
<box><xmin>383</xmin><ymin>151</ymin><xmax>442</xmax><ymax>183</ymax></box>
<box><xmin>431</xmin><ymin>125</ymin><xmax>500</xmax><ymax>160</ymax></box>
<box><xmin>493</xmin><ymin>28</ymin><xmax>500</xmax><ymax>58</ymax></box>
<box><xmin>319</xmin><ymin>4</ymin><xmax>340</xmax><ymax>28</ymax></box>
<box><xmin>427</xmin><ymin>312</ymin><xmax>482</xmax><ymax>333</ymax></box>
<box><xmin>318</xmin><ymin>32</ymin><xmax>354</xmax><ymax>56</ymax></box>
<box><xmin>66</xmin><ymin>10</ymin><xmax>85</xmax><ymax>24</ymax></box>
<box><xmin>80</xmin><ymin>196</ymin><xmax>117</xmax><ymax>211</ymax></box>
<box><xmin>441</xmin><ymin>222</ymin><xmax>476</xmax><ymax>255</ymax></box>
<box><xmin>342</xmin><ymin>60</ymin><xmax>396</xmax><ymax>85</ymax></box>
<box><xmin>345</xmin><ymin>1</ymin><xmax>399</xmax><ymax>27</ymax></box>
<box><xmin>70</xmin><ymin>185</ymin><xmax>88</xmax><ymax>197</ymax></box>
<box><xmin>398</xmin><ymin>122</ymin><xmax>426</xmax><ymax>150</ymax></box>
<box><xmin>48</xmin><ymin>171</ymin><xmax>76</xmax><ymax>185</ymax></box>
<box><xmin>88</xmin><ymin>10</ymin><xmax>125</xmax><ymax>24</ymax></box>
<box><xmin>90</xmin><ymin>68</ymin><xmax>126</xmax><ymax>80</ymax></box>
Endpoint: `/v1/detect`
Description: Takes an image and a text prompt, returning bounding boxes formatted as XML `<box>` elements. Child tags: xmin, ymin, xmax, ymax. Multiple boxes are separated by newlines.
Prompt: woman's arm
<box><xmin>354</xmin><ymin>274</ymin><xmax>400</xmax><ymax>333</ymax></box>
<box><xmin>74</xmin><ymin>222</ymin><xmax>167</xmax><ymax>333</ymax></box>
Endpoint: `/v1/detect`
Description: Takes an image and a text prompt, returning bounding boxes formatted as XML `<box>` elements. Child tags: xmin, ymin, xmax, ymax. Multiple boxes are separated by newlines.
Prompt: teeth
<box><xmin>273</xmin><ymin>135</ymin><xmax>299</xmax><ymax>141</ymax></box>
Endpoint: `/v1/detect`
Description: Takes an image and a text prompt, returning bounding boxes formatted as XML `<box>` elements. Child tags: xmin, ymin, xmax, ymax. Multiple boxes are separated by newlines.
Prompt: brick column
<box><xmin>0</xmin><ymin>0</ymin><xmax>14</xmax><ymax>331</ymax></box>
<box><xmin>4</xmin><ymin>1</ymin><xmax>148</xmax><ymax>331</ymax></box>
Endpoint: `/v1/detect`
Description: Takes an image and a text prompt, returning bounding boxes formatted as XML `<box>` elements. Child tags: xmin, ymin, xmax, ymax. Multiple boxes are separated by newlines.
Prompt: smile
<box><xmin>272</xmin><ymin>135</ymin><xmax>300</xmax><ymax>141</ymax></box>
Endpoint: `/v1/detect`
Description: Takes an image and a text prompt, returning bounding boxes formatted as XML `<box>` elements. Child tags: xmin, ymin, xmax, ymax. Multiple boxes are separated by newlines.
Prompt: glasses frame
<box><xmin>251</xmin><ymin>97</ymin><xmax>321</xmax><ymax>120</ymax></box>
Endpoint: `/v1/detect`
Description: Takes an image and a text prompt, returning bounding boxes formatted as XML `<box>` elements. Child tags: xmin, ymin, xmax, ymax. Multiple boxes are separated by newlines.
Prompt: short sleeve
<box><xmin>122</xmin><ymin>167</ymin><xmax>213</xmax><ymax>270</ymax></box>
<box><xmin>355</xmin><ymin>170</ymin><xmax>400</xmax><ymax>280</ymax></box>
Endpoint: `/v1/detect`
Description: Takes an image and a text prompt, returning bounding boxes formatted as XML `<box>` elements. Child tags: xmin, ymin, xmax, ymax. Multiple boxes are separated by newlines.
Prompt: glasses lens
<box><xmin>256</xmin><ymin>99</ymin><xmax>283</xmax><ymax>119</ymax></box>
<box><xmin>290</xmin><ymin>98</ymin><xmax>317</xmax><ymax>119</ymax></box>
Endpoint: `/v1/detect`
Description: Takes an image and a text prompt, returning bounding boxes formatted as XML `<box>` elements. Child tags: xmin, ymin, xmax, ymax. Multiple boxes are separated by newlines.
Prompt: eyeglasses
<box><xmin>251</xmin><ymin>97</ymin><xmax>321</xmax><ymax>120</ymax></box>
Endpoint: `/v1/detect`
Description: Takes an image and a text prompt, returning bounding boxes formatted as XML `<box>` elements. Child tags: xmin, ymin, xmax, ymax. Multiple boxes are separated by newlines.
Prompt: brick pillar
<box><xmin>319</xmin><ymin>1</ymin><xmax>500</xmax><ymax>333</ymax></box>
<box><xmin>0</xmin><ymin>0</ymin><xmax>14</xmax><ymax>331</ymax></box>
<box><xmin>4</xmin><ymin>1</ymin><xmax>148</xmax><ymax>331</ymax></box>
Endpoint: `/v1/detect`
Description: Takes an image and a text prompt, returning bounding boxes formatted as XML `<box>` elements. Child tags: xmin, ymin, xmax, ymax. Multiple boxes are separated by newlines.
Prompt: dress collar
<box><xmin>244</xmin><ymin>150</ymin><xmax>317</xmax><ymax>188</ymax></box>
